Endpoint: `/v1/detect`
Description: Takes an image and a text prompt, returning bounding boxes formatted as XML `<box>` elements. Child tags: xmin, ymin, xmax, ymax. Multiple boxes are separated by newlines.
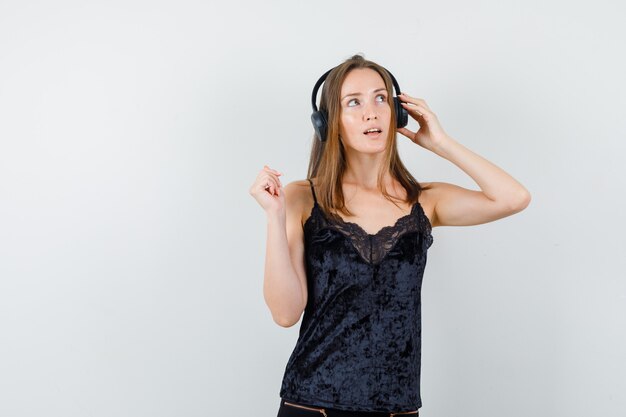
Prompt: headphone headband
<box><xmin>311</xmin><ymin>66</ymin><xmax>404</xmax><ymax>112</ymax></box>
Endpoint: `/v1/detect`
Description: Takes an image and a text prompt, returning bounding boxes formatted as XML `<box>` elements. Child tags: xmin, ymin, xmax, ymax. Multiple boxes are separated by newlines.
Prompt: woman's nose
<box><xmin>363</xmin><ymin>105</ymin><xmax>378</xmax><ymax>120</ymax></box>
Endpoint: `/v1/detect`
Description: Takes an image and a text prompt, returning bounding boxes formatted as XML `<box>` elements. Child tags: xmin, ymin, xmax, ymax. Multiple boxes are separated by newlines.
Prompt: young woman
<box><xmin>249</xmin><ymin>54</ymin><xmax>531</xmax><ymax>417</ymax></box>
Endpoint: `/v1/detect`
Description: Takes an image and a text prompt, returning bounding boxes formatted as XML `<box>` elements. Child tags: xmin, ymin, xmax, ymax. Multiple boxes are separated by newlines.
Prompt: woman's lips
<box><xmin>364</xmin><ymin>131</ymin><xmax>382</xmax><ymax>138</ymax></box>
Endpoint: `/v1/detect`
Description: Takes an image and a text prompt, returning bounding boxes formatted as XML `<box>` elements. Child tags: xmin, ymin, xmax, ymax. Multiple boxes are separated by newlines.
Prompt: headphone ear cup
<box><xmin>311</xmin><ymin>110</ymin><xmax>328</xmax><ymax>142</ymax></box>
<box><xmin>394</xmin><ymin>97</ymin><xmax>408</xmax><ymax>128</ymax></box>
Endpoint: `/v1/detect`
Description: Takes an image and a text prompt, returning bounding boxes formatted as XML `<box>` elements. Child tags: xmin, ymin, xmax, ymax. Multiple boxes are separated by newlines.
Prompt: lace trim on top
<box><xmin>305</xmin><ymin>179</ymin><xmax>433</xmax><ymax>266</ymax></box>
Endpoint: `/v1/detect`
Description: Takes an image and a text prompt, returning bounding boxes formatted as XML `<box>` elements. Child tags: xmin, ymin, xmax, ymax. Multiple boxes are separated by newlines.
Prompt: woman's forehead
<box><xmin>341</xmin><ymin>68</ymin><xmax>386</xmax><ymax>95</ymax></box>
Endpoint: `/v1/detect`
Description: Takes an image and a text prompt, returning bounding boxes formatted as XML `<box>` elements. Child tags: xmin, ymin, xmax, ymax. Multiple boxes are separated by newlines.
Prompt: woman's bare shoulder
<box><xmin>283</xmin><ymin>179</ymin><xmax>316</xmax><ymax>226</ymax></box>
<box><xmin>284</xmin><ymin>178</ymin><xmax>313</xmax><ymax>198</ymax></box>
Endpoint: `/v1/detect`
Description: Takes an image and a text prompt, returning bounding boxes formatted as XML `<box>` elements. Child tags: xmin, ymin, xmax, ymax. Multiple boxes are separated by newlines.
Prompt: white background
<box><xmin>1</xmin><ymin>1</ymin><xmax>624</xmax><ymax>416</ymax></box>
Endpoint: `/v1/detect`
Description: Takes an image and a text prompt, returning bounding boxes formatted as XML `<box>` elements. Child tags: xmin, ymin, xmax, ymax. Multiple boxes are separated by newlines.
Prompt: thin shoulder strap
<box><xmin>307</xmin><ymin>178</ymin><xmax>318</xmax><ymax>206</ymax></box>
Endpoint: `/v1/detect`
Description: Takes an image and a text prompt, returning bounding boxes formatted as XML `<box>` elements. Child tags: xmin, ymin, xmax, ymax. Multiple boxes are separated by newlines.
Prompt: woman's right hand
<box><xmin>249</xmin><ymin>165</ymin><xmax>285</xmax><ymax>215</ymax></box>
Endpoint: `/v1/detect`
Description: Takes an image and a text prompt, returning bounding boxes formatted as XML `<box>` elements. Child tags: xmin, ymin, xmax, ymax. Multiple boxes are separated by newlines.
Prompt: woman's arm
<box><xmin>263</xmin><ymin>182</ymin><xmax>308</xmax><ymax>327</ymax></box>
<box><xmin>426</xmin><ymin>136</ymin><xmax>531</xmax><ymax>227</ymax></box>
<box><xmin>397</xmin><ymin>93</ymin><xmax>531</xmax><ymax>227</ymax></box>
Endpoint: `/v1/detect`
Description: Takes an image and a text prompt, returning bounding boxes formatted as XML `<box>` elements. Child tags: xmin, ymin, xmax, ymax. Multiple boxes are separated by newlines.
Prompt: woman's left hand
<box><xmin>396</xmin><ymin>93</ymin><xmax>450</xmax><ymax>152</ymax></box>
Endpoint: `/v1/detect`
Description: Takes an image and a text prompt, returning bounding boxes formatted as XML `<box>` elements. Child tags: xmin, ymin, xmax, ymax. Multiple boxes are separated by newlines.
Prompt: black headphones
<box><xmin>311</xmin><ymin>66</ymin><xmax>408</xmax><ymax>142</ymax></box>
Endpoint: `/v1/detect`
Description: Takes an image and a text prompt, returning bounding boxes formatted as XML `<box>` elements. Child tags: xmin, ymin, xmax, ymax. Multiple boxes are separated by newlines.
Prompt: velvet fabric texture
<box><xmin>279</xmin><ymin>179</ymin><xmax>434</xmax><ymax>413</ymax></box>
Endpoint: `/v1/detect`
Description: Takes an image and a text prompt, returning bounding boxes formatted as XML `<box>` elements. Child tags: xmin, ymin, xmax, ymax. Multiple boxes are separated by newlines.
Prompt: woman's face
<box><xmin>338</xmin><ymin>68</ymin><xmax>392</xmax><ymax>155</ymax></box>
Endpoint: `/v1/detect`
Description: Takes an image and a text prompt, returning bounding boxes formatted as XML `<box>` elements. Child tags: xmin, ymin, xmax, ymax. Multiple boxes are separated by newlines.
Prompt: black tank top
<box><xmin>279</xmin><ymin>179</ymin><xmax>434</xmax><ymax>413</ymax></box>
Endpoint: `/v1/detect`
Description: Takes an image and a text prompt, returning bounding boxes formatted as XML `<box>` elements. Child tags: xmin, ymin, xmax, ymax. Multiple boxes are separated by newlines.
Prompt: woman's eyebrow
<box><xmin>341</xmin><ymin>87</ymin><xmax>387</xmax><ymax>101</ymax></box>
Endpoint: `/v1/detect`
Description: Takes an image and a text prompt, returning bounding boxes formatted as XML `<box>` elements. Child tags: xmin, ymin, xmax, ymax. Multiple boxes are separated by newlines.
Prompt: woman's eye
<box><xmin>347</xmin><ymin>95</ymin><xmax>386</xmax><ymax>107</ymax></box>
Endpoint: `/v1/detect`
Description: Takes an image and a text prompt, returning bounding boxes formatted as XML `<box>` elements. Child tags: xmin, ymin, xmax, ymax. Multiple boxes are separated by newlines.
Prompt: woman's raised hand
<box><xmin>396</xmin><ymin>93</ymin><xmax>450</xmax><ymax>151</ymax></box>
<box><xmin>249</xmin><ymin>165</ymin><xmax>285</xmax><ymax>214</ymax></box>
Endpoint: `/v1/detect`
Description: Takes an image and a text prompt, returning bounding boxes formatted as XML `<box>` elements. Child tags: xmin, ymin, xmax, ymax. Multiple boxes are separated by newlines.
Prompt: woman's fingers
<box><xmin>399</xmin><ymin>97</ymin><xmax>424</xmax><ymax>109</ymax></box>
<box><xmin>398</xmin><ymin>93</ymin><xmax>431</xmax><ymax>112</ymax></box>
<box><xmin>262</xmin><ymin>165</ymin><xmax>282</xmax><ymax>180</ymax></box>
<box><xmin>400</xmin><ymin>98</ymin><xmax>433</xmax><ymax>119</ymax></box>
<box><xmin>263</xmin><ymin>175</ymin><xmax>279</xmax><ymax>192</ymax></box>
<box><xmin>401</xmin><ymin>102</ymin><xmax>425</xmax><ymax>118</ymax></box>
<box><xmin>401</xmin><ymin>101</ymin><xmax>423</xmax><ymax>111</ymax></box>
<box><xmin>264</xmin><ymin>166</ymin><xmax>282</xmax><ymax>187</ymax></box>
<box><xmin>397</xmin><ymin>127</ymin><xmax>417</xmax><ymax>142</ymax></box>
<box><xmin>260</xmin><ymin>165</ymin><xmax>283</xmax><ymax>195</ymax></box>
<box><xmin>264</xmin><ymin>165</ymin><xmax>282</xmax><ymax>175</ymax></box>
<box><xmin>397</xmin><ymin>127</ymin><xmax>413</xmax><ymax>136</ymax></box>
<box><xmin>264</xmin><ymin>181</ymin><xmax>277</xmax><ymax>196</ymax></box>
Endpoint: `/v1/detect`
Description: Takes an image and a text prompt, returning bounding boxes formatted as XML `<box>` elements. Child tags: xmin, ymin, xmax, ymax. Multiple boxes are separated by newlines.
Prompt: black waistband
<box><xmin>280</xmin><ymin>398</ymin><xmax>419</xmax><ymax>417</ymax></box>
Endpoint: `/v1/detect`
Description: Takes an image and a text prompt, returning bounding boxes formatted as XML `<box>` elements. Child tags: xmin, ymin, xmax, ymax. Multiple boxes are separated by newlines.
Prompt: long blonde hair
<box><xmin>306</xmin><ymin>54</ymin><xmax>430</xmax><ymax>219</ymax></box>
